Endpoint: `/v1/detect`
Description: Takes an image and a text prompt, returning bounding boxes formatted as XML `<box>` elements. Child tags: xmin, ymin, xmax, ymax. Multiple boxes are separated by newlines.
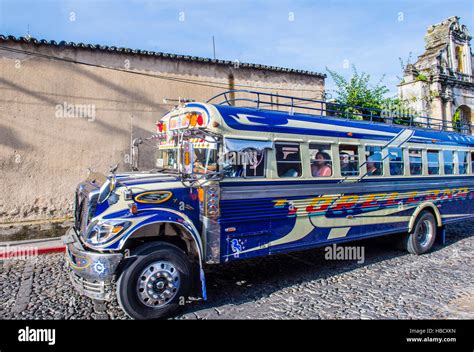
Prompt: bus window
<box><xmin>427</xmin><ymin>150</ymin><xmax>439</xmax><ymax>175</ymax></box>
<box><xmin>471</xmin><ymin>152</ymin><xmax>474</xmax><ymax>174</ymax></box>
<box><xmin>443</xmin><ymin>150</ymin><xmax>454</xmax><ymax>175</ymax></box>
<box><xmin>309</xmin><ymin>143</ymin><xmax>332</xmax><ymax>177</ymax></box>
<box><xmin>157</xmin><ymin>149</ymin><xmax>178</xmax><ymax>169</ymax></box>
<box><xmin>193</xmin><ymin>148</ymin><xmax>218</xmax><ymax>174</ymax></box>
<box><xmin>458</xmin><ymin>151</ymin><xmax>468</xmax><ymax>174</ymax></box>
<box><xmin>365</xmin><ymin>146</ymin><xmax>383</xmax><ymax>176</ymax></box>
<box><xmin>222</xmin><ymin>150</ymin><xmax>266</xmax><ymax>178</ymax></box>
<box><xmin>409</xmin><ymin>149</ymin><xmax>423</xmax><ymax>175</ymax></box>
<box><xmin>388</xmin><ymin>147</ymin><xmax>404</xmax><ymax>176</ymax></box>
<box><xmin>339</xmin><ymin>145</ymin><xmax>359</xmax><ymax>177</ymax></box>
<box><xmin>276</xmin><ymin>143</ymin><xmax>302</xmax><ymax>177</ymax></box>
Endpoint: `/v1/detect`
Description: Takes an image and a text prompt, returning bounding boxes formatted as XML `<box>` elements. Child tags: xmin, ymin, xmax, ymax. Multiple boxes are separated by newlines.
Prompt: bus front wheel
<box><xmin>116</xmin><ymin>242</ymin><xmax>192</xmax><ymax>319</ymax></box>
<box><xmin>403</xmin><ymin>211</ymin><xmax>437</xmax><ymax>255</ymax></box>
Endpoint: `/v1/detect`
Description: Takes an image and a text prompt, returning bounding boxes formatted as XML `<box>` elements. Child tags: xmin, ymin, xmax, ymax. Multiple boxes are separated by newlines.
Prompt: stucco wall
<box><xmin>0</xmin><ymin>42</ymin><xmax>324</xmax><ymax>223</ymax></box>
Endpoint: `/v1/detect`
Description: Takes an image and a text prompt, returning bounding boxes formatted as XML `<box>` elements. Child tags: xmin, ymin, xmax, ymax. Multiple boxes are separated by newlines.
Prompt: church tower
<box><xmin>398</xmin><ymin>16</ymin><xmax>473</xmax><ymax>133</ymax></box>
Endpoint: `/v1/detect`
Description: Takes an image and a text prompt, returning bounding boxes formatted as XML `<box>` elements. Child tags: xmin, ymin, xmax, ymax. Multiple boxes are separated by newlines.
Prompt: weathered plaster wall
<box><xmin>0</xmin><ymin>42</ymin><xmax>324</xmax><ymax>223</ymax></box>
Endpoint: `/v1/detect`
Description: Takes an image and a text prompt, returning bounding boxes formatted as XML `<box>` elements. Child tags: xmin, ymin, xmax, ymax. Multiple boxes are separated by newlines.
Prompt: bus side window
<box><xmin>223</xmin><ymin>149</ymin><xmax>266</xmax><ymax>178</ymax></box>
<box><xmin>339</xmin><ymin>145</ymin><xmax>359</xmax><ymax>177</ymax></box>
<box><xmin>427</xmin><ymin>150</ymin><xmax>439</xmax><ymax>175</ymax></box>
<box><xmin>471</xmin><ymin>152</ymin><xmax>474</xmax><ymax>174</ymax></box>
<box><xmin>309</xmin><ymin>143</ymin><xmax>332</xmax><ymax>177</ymax></box>
<box><xmin>388</xmin><ymin>147</ymin><xmax>404</xmax><ymax>176</ymax></box>
<box><xmin>276</xmin><ymin>143</ymin><xmax>302</xmax><ymax>177</ymax></box>
<box><xmin>458</xmin><ymin>151</ymin><xmax>468</xmax><ymax>174</ymax></box>
<box><xmin>409</xmin><ymin>149</ymin><xmax>423</xmax><ymax>175</ymax></box>
<box><xmin>365</xmin><ymin>146</ymin><xmax>383</xmax><ymax>176</ymax></box>
<box><xmin>443</xmin><ymin>150</ymin><xmax>454</xmax><ymax>175</ymax></box>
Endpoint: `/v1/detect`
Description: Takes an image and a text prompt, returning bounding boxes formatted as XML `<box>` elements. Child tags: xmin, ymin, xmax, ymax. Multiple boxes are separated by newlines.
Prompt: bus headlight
<box><xmin>86</xmin><ymin>220</ymin><xmax>131</xmax><ymax>245</ymax></box>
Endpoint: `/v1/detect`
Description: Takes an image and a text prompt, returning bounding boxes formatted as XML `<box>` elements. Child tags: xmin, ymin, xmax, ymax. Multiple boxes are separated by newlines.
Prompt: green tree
<box><xmin>326</xmin><ymin>65</ymin><xmax>414</xmax><ymax>126</ymax></box>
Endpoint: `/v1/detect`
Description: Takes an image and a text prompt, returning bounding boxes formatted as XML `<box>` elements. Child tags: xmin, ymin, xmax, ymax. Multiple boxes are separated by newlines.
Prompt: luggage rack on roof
<box><xmin>207</xmin><ymin>90</ymin><xmax>473</xmax><ymax>135</ymax></box>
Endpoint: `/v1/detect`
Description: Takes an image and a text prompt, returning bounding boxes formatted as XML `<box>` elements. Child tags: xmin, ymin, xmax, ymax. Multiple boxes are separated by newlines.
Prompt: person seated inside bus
<box><xmin>389</xmin><ymin>156</ymin><xmax>403</xmax><ymax>175</ymax></box>
<box><xmin>366</xmin><ymin>156</ymin><xmax>382</xmax><ymax>176</ymax></box>
<box><xmin>409</xmin><ymin>158</ymin><xmax>422</xmax><ymax>175</ymax></box>
<box><xmin>280</xmin><ymin>167</ymin><xmax>299</xmax><ymax>177</ymax></box>
<box><xmin>340</xmin><ymin>152</ymin><xmax>358</xmax><ymax>176</ymax></box>
<box><xmin>311</xmin><ymin>152</ymin><xmax>332</xmax><ymax>177</ymax></box>
<box><xmin>444</xmin><ymin>163</ymin><xmax>454</xmax><ymax>175</ymax></box>
<box><xmin>410</xmin><ymin>164</ymin><xmax>422</xmax><ymax>175</ymax></box>
<box><xmin>193</xmin><ymin>150</ymin><xmax>217</xmax><ymax>174</ymax></box>
<box><xmin>471</xmin><ymin>152</ymin><xmax>474</xmax><ymax>173</ymax></box>
<box><xmin>427</xmin><ymin>164</ymin><xmax>439</xmax><ymax>175</ymax></box>
<box><xmin>221</xmin><ymin>150</ymin><xmax>266</xmax><ymax>178</ymax></box>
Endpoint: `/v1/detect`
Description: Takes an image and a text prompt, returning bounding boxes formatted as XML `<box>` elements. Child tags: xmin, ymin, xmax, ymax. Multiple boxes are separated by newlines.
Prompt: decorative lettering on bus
<box><xmin>275</xmin><ymin>187</ymin><xmax>472</xmax><ymax>216</ymax></box>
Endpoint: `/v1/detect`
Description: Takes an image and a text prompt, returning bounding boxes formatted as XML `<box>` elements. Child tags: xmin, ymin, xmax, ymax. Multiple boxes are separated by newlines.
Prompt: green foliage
<box><xmin>326</xmin><ymin>65</ymin><xmax>420</xmax><ymax>126</ymax></box>
<box><xmin>415</xmin><ymin>74</ymin><xmax>428</xmax><ymax>82</ymax></box>
<box><xmin>327</xmin><ymin>65</ymin><xmax>396</xmax><ymax>121</ymax></box>
<box><xmin>452</xmin><ymin>109</ymin><xmax>462</xmax><ymax>132</ymax></box>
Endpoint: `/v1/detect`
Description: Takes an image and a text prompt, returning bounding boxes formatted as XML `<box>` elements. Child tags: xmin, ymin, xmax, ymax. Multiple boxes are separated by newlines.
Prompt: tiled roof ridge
<box><xmin>0</xmin><ymin>34</ymin><xmax>326</xmax><ymax>78</ymax></box>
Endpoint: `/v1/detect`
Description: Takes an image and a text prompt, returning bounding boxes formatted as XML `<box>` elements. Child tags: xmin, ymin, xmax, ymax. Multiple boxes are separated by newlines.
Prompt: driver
<box><xmin>193</xmin><ymin>151</ymin><xmax>217</xmax><ymax>173</ymax></box>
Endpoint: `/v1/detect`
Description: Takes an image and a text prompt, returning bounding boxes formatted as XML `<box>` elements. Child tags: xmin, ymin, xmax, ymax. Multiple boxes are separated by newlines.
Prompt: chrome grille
<box><xmin>69</xmin><ymin>271</ymin><xmax>113</xmax><ymax>301</ymax></box>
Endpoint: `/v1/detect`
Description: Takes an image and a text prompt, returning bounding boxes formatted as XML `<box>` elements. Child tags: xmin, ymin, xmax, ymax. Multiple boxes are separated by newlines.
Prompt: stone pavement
<box><xmin>0</xmin><ymin>221</ymin><xmax>473</xmax><ymax>320</ymax></box>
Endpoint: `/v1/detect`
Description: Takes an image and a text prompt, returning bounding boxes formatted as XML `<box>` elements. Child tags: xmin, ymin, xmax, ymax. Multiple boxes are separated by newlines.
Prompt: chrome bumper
<box><xmin>62</xmin><ymin>227</ymin><xmax>123</xmax><ymax>301</ymax></box>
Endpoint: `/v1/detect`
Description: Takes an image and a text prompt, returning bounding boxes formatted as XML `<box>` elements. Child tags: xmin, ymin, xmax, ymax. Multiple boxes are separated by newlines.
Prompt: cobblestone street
<box><xmin>1</xmin><ymin>221</ymin><xmax>473</xmax><ymax>320</ymax></box>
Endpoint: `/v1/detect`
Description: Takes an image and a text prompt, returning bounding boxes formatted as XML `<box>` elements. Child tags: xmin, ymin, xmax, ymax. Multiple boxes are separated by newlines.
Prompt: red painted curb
<box><xmin>0</xmin><ymin>245</ymin><xmax>65</xmax><ymax>259</ymax></box>
<box><xmin>38</xmin><ymin>246</ymin><xmax>66</xmax><ymax>255</ymax></box>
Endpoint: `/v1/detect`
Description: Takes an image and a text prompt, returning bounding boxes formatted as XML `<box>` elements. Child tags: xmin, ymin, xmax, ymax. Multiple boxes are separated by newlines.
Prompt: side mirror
<box><xmin>182</xmin><ymin>141</ymin><xmax>194</xmax><ymax>176</ymax></box>
<box><xmin>97</xmin><ymin>175</ymin><xmax>116</xmax><ymax>204</ymax></box>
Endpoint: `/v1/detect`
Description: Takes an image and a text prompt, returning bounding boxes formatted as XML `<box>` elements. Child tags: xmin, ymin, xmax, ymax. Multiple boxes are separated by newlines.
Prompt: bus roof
<box><xmin>194</xmin><ymin>90</ymin><xmax>474</xmax><ymax>148</ymax></box>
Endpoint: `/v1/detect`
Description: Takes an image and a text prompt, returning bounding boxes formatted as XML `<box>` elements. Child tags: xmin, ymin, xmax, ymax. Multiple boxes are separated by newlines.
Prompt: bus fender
<box><xmin>408</xmin><ymin>202</ymin><xmax>442</xmax><ymax>232</ymax></box>
<box><xmin>119</xmin><ymin>209</ymin><xmax>207</xmax><ymax>300</ymax></box>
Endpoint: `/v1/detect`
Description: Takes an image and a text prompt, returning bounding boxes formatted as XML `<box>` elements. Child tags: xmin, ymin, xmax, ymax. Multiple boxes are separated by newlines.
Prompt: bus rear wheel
<box><xmin>117</xmin><ymin>242</ymin><xmax>192</xmax><ymax>319</ymax></box>
<box><xmin>403</xmin><ymin>211</ymin><xmax>437</xmax><ymax>255</ymax></box>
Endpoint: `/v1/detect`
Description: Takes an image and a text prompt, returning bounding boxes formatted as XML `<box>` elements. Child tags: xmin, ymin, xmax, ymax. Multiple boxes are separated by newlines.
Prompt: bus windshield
<box><xmin>156</xmin><ymin>136</ymin><xmax>218</xmax><ymax>174</ymax></box>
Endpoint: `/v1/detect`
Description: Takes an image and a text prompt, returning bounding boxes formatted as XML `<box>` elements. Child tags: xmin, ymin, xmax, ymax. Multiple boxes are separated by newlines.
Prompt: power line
<box><xmin>0</xmin><ymin>45</ymin><xmax>324</xmax><ymax>94</ymax></box>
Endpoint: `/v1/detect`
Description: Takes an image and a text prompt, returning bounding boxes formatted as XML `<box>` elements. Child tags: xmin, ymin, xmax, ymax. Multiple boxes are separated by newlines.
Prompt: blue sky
<box><xmin>0</xmin><ymin>0</ymin><xmax>473</xmax><ymax>96</ymax></box>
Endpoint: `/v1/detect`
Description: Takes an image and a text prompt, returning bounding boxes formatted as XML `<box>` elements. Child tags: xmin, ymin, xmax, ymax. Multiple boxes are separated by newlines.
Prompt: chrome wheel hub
<box><xmin>416</xmin><ymin>219</ymin><xmax>433</xmax><ymax>248</ymax></box>
<box><xmin>137</xmin><ymin>261</ymin><xmax>180</xmax><ymax>308</ymax></box>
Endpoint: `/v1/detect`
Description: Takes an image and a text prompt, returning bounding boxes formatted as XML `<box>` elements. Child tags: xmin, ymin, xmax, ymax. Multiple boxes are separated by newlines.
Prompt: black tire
<box><xmin>403</xmin><ymin>211</ymin><xmax>437</xmax><ymax>255</ymax></box>
<box><xmin>117</xmin><ymin>242</ymin><xmax>192</xmax><ymax>319</ymax></box>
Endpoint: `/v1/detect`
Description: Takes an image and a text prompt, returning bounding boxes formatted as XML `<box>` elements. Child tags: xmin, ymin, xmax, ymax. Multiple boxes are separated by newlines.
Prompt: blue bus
<box><xmin>64</xmin><ymin>90</ymin><xmax>474</xmax><ymax>319</ymax></box>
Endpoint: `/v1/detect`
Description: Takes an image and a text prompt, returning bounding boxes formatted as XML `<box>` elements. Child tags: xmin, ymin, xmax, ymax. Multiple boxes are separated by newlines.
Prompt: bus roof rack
<box><xmin>207</xmin><ymin>90</ymin><xmax>473</xmax><ymax>135</ymax></box>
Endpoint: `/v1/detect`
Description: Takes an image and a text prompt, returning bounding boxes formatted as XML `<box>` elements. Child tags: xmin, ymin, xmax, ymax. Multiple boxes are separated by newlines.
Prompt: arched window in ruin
<box><xmin>455</xmin><ymin>46</ymin><xmax>464</xmax><ymax>73</ymax></box>
<box><xmin>453</xmin><ymin>105</ymin><xmax>472</xmax><ymax>134</ymax></box>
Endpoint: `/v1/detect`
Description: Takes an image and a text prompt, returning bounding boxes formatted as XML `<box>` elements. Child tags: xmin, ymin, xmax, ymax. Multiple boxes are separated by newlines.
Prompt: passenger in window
<box><xmin>340</xmin><ymin>153</ymin><xmax>357</xmax><ymax>176</ymax></box>
<box><xmin>366</xmin><ymin>156</ymin><xmax>382</xmax><ymax>176</ymax></box>
<box><xmin>390</xmin><ymin>157</ymin><xmax>402</xmax><ymax>175</ymax></box>
<box><xmin>311</xmin><ymin>152</ymin><xmax>332</xmax><ymax>177</ymax></box>
<box><xmin>281</xmin><ymin>168</ymin><xmax>299</xmax><ymax>177</ymax></box>
<box><xmin>472</xmin><ymin>152</ymin><xmax>474</xmax><ymax>174</ymax></box>
<box><xmin>193</xmin><ymin>151</ymin><xmax>217</xmax><ymax>174</ymax></box>
<box><xmin>410</xmin><ymin>163</ymin><xmax>421</xmax><ymax>175</ymax></box>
